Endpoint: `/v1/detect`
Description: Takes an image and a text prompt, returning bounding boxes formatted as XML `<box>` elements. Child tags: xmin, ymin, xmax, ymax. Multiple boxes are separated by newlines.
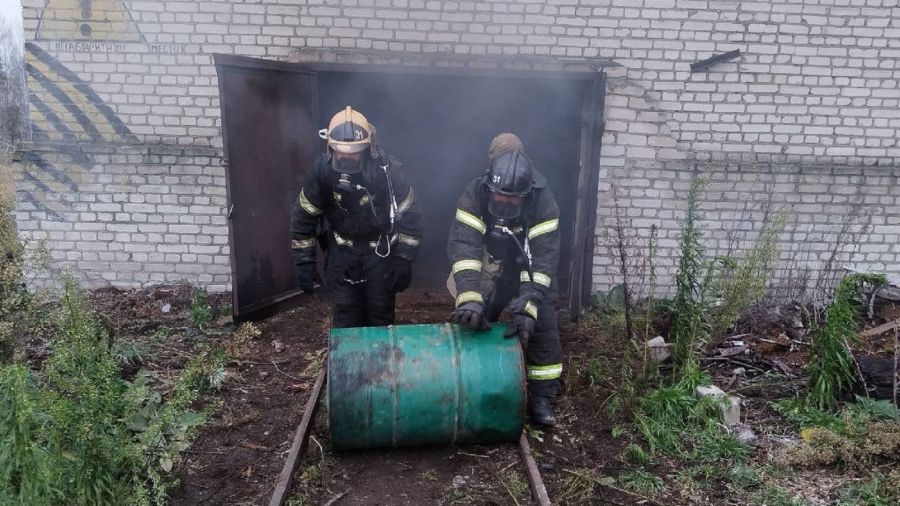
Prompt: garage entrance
<box><xmin>215</xmin><ymin>55</ymin><xmax>605</xmax><ymax>320</ymax></box>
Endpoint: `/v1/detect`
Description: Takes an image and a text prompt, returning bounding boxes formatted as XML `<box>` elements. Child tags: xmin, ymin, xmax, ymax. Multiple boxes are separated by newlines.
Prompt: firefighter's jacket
<box><xmin>447</xmin><ymin>177</ymin><xmax>561</xmax><ymax>318</ymax></box>
<box><xmin>291</xmin><ymin>153</ymin><xmax>423</xmax><ymax>266</ymax></box>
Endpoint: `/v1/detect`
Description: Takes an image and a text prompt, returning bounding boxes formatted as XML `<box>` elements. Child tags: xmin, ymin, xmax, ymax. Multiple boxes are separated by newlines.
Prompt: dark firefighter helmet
<box><xmin>486</xmin><ymin>149</ymin><xmax>534</xmax><ymax>197</ymax></box>
<box><xmin>485</xmin><ymin>149</ymin><xmax>534</xmax><ymax>219</ymax></box>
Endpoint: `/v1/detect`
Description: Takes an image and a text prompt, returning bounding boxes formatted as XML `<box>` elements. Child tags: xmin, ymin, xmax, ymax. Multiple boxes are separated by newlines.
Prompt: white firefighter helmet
<box><xmin>319</xmin><ymin>106</ymin><xmax>373</xmax><ymax>154</ymax></box>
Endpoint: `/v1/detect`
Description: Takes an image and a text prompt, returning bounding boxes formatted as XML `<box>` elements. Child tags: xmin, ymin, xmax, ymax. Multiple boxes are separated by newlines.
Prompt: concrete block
<box><xmin>646</xmin><ymin>336</ymin><xmax>671</xmax><ymax>363</ymax></box>
<box><xmin>695</xmin><ymin>385</ymin><xmax>741</xmax><ymax>427</ymax></box>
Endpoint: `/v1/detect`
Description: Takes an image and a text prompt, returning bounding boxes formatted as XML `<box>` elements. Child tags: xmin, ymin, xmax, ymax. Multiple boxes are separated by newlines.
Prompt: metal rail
<box><xmin>267</xmin><ymin>364</ymin><xmax>552</xmax><ymax>506</ymax></box>
<box><xmin>268</xmin><ymin>366</ymin><xmax>327</xmax><ymax>506</ymax></box>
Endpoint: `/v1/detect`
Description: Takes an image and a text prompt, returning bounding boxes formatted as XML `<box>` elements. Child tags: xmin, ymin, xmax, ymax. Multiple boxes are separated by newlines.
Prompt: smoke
<box><xmin>315</xmin><ymin>70</ymin><xmax>589</xmax><ymax>288</ymax></box>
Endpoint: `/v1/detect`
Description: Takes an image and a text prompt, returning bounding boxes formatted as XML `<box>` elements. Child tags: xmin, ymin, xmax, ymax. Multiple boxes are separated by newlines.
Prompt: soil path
<box><xmin>172</xmin><ymin>290</ymin><xmax>623</xmax><ymax>505</ymax></box>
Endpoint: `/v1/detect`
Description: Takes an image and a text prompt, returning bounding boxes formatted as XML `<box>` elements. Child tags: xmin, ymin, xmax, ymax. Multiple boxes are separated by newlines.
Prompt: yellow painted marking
<box><xmin>27</xmin><ymin>54</ymin><xmax>119</xmax><ymax>139</ymax></box>
<box><xmin>38</xmin><ymin>0</ymin><xmax>143</xmax><ymax>41</ymax></box>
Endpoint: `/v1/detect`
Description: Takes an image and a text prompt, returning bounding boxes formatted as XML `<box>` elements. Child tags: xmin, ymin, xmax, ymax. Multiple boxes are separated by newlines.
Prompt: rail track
<box><xmin>267</xmin><ymin>365</ymin><xmax>552</xmax><ymax>506</ymax></box>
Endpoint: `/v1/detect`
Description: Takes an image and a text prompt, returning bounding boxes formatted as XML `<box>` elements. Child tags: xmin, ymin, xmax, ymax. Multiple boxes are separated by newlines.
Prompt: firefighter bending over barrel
<box><xmin>291</xmin><ymin>107</ymin><xmax>424</xmax><ymax>328</ymax></box>
<box><xmin>447</xmin><ymin>133</ymin><xmax>564</xmax><ymax>426</ymax></box>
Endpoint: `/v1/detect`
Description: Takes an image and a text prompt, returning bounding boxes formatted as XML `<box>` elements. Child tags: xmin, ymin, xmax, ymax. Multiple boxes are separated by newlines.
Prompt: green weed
<box><xmin>498</xmin><ymin>468</ymin><xmax>528</xmax><ymax>505</ymax></box>
<box><xmin>0</xmin><ymin>185</ymin><xmax>25</xmax><ymax>364</ymax></box>
<box><xmin>671</xmin><ymin>177</ymin><xmax>708</xmax><ymax>374</ymax></box>
<box><xmin>727</xmin><ymin>463</ymin><xmax>761</xmax><ymax>487</ymax></box>
<box><xmin>620</xmin><ymin>442</ymin><xmax>650</xmax><ymax>465</ymax></box>
<box><xmin>619</xmin><ymin>469</ymin><xmax>664</xmax><ymax>494</ymax></box>
<box><xmin>808</xmin><ymin>272</ymin><xmax>885</xmax><ymax>410</ymax></box>
<box><xmin>190</xmin><ymin>287</ymin><xmax>213</xmax><ymax>330</ymax></box>
<box><xmin>748</xmin><ymin>484</ymin><xmax>805</xmax><ymax>506</ymax></box>
<box><xmin>712</xmin><ymin>209</ymin><xmax>787</xmax><ymax>335</ymax></box>
<box><xmin>442</xmin><ymin>488</ymin><xmax>474</xmax><ymax>505</ymax></box>
<box><xmin>0</xmin><ymin>277</ymin><xmax>225</xmax><ymax>505</ymax></box>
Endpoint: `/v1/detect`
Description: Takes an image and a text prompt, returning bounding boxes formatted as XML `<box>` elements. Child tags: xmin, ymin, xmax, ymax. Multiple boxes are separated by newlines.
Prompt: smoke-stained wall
<box><xmin>12</xmin><ymin>0</ymin><xmax>900</xmax><ymax>293</ymax></box>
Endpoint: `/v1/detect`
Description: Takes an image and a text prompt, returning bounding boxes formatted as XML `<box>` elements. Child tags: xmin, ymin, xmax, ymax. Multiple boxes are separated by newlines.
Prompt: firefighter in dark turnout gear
<box><xmin>447</xmin><ymin>134</ymin><xmax>563</xmax><ymax>426</ymax></box>
<box><xmin>292</xmin><ymin>107</ymin><xmax>424</xmax><ymax>328</ymax></box>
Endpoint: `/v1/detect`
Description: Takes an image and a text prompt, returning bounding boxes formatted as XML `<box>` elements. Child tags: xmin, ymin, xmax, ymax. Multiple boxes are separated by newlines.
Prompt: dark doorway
<box><xmin>314</xmin><ymin>72</ymin><xmax>589</xmax><ymax>291</ymax></box>
<box><xmin>216</xmin><ymin>55</ymin><xmax>604</xmax><ymax>320</ymax></box>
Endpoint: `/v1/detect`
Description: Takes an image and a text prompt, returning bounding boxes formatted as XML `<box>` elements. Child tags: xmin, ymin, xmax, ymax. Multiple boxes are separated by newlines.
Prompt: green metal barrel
<box><xmin>327</xmin><ymin>323</ymin><xmax>525</xmax><ymax>450</ymax></box>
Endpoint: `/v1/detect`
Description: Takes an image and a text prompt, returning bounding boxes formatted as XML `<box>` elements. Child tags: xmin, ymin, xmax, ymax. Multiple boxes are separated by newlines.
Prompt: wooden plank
<box><xmin>860</xmin><ymin>318</ymin><xmax>900</xmax><ymax>339</ymax></box>
<box><xmin>519</xmin><ymin>433</ymin><xmax>552</xmax><ymax>506</ymax></box>
<box><xmin>268</xmin><ymin>365</ymin><xmax>327</xmax><ymax>506</ymax></box>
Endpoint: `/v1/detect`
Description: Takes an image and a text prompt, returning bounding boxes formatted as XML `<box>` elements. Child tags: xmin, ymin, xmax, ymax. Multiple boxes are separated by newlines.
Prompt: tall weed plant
<box><xmin>712</xmin><ymin>209</ymin><xmax>788</xmax><ymax>335</ymax></box>
<box><xmin>0</xmin><ymin>180</ymin><xmax>25</xmax><ymax>363</ymax></box>
<box><xmin>671</xmin><ymin>177</ymin><xmax>709</xmax><ymax>375</ymax></box>
<box><xmin>808</xmin><ymin>272</ymin><xmax>886</xmax><ymax>410</ymax></box>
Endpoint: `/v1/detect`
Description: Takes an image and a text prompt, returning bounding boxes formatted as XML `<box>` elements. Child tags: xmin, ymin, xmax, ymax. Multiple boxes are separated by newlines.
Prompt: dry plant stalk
<box><xmin>602</xmin><ymin>185</ymin><xmax>649</xmax><ymax>343</ymax></box>
<box><xmin>812</xmin><ymin>201</ymin><xmax>875</xmax><ymax>312</ymax></box>
<box><xmin>894</xmin><ymin>325</ymin><xmax>898</xmax><ymax>407</ymax></box>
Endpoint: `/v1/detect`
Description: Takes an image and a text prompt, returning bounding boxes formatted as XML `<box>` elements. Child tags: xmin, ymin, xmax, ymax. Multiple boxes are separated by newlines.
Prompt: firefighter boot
<box><xmin>528</xmin><ymin>395</ymin><xmax>556</xmax><ymax>427</ymax></box>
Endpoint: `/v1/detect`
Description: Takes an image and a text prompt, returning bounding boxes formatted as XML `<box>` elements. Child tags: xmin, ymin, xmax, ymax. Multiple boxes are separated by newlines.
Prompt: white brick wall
<box><xmin>13</xmin><ymin>0</ymin><xmax>900</xmax><ymax>295</ymax></box>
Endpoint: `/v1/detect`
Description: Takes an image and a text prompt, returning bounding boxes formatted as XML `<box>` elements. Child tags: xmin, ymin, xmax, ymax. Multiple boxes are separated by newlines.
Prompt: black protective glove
<box><xmin>504</xmin><ymin>313</ymin><xmax>536</xmax><ymax>347</ymax></box>
<box><xmin>389</xmin><ymin>256</ymin><xmax>413</xmax><ymax>293</ymax></box>
<box><xmin>296</xmin><ymin>262</ymin><xmax>317</xmax><ymax>294</ymax></box>
<box><xmin>451</xmin><ymin>301</ymin><xmax>489</xmax><ymax>330</ymax></box>
<box><xmin>504</xmin><ymin>293</ymin><xmax>539</xmax><ymax>345</ymax></box>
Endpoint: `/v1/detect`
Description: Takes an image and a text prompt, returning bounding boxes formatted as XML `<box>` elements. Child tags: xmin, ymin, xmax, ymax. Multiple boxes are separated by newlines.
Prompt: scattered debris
<box><xmin>272</xmin><ymin>340</ymin><xmax>285</xmax><ymax>353</ymax></box>
<box><xmin>771</xmin><ymin>358</ymin><xmax>797</xmax><ymax>377</ymax></box>
<box><xmin>719</xmin><ymin>345</ymin><xmax>749</xmax><ymax>358</ymax></box>
<box><xmin>452</xmin><ymin>475</ymin><xmax>469</xmax><ymax>488</ymax></box>
<box><xmin>732</xmin><ymin>424</ymin><xmax>758</xmax><ymax>446</ymax></box>
<box><xmin>859</xmin><ymin>317</ymin><xmax>900</xmax><ymax>339</ymax></box>
<box><xmin>855</xmin><ymin>356</ymin><xmax>897</xmax><ymax>401</ymax></box>
<box><xmin>241</xmin><ymin>442</ymin><xmax>269</xmax><ymax>451</ymax></box>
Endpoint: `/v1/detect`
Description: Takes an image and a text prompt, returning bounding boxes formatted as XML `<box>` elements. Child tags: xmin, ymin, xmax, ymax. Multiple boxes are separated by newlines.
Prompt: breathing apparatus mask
<box><xmin>334</xmin><ymin>156</ymin><xmax>363</xmax><ymax>175</ymax></box>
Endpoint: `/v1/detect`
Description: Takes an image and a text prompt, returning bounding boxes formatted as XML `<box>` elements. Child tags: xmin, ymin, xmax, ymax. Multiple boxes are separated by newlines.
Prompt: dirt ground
<box><xmin>73</xmin><ymin>285</ymin><xmax>897</xmax><ymax>505</ymax></box>
<box><xmin>158</xmin><ymin>289</ymin><xmax>633</xmax><ymax>506</ymax></box>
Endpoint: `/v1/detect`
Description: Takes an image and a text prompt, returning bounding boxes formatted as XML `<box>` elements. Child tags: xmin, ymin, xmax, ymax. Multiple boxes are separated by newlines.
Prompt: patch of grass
<box><xmin>780</xmin><ymin>419</ymin><xmax>900</xmax><ymax>471</ymax></box>
<box><xmin>620</xmin><ymin>442</ymin><xmax>650</xmax><ymax>465</ymax></box>
<box><xmin>836</xmin><ymin>471</ymin><xmax>900</xmax><ymax>506</ymax></box>
<box><xmin>112</xmin><ymin>338</ymin><xmax>150</xmax><ymax>367</ymax></box>
<box><xmin>748</xmin><ymin>484</ymin><xmax>804</xmax><ymax>506</ymax></box>
<box><xmin>497</xmin><ymin>468</ymin><xmax>528</xmax><ymax>505</ymax></box>
<box><xmin>727</xmin><ymin>463</ymin><xmax>761</xmax><ymax>488</ymax></box>
<box><xmin>773</xmin><ymin>394</ymin><xmax>900</xmax><ymax>473</ymax></box>
<box><xmin>633</xmin><ymin>369</ymin><xmax>712</xmax><ymax>454</ymax></box>
<box><xmin>557</xmin><ymin>469</ymin><xmax>605</xmax><ymax>505</ymax></box>
<box><xmin>689</xmin><ymin>430</ymin><xmax>752</xmax><ymax>464</ymax></box>
<box><xmin>610</xmin><ymin>425</ymin><xmax>627</xmax><ymax>439</ymax></box>
<box><xmin>619</xmin><ymin>469</ymin><xmax>664</xmax><ymax>494</ymax></box>
<box><xmin>584</xmin><ymin>356</ymin><xmax>607</xmax><ymax>394</ymax></box>
<box><xmin>772</xmin><ymin>396</ymin><xmax>845</xmax><ymax>431</ymax></box>
<box><xmin>421</xmin><ymin>469</ymin><xmax>438</xmax><ymax>481</ymax></box>
<box><xmin>442</xmin><ymin>488</ymin><xmax>474</xmax><ymax>505</ymax></box>
<box><xmin>227</xmin><ymin>322</ymin><xmax>261</xmax><ymax>359</ymax></box>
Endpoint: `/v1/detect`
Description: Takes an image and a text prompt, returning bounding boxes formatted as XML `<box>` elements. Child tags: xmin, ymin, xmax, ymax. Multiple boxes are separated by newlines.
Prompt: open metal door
<box><xmin>567</xmin><ymin>71</ymin><xmax>607</xmax><ymax>319</ymax></box>
<box><xmin>215</xmin><ymin>54</ymin><xmax>319</xmax><ymax>321</ymax></box>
